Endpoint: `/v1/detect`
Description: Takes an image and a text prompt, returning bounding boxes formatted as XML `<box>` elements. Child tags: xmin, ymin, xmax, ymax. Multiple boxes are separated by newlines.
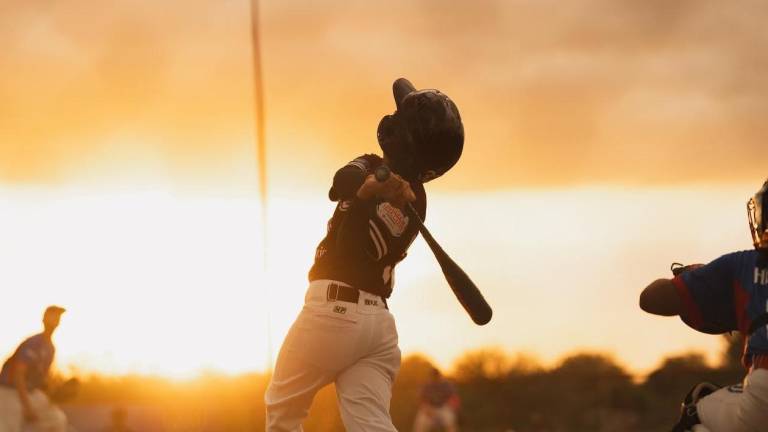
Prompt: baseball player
<box><xmin>639</xmin><ymin>179</ymin><xmax>768</xmax><ymax>432</ymax></box>
<box><xmin>102</xmin><ymin>406</ymin><xmax>134</xmax><ymax>432</ymax></box>
<box><xmin>265</xmin><ymin>77</ymin><xmax>464</xmax><ymax>432</ymax></box>
<box><xmin>412</xmin><ymin>368</ymin><xmax>460</xmax><ymax>432</ymax></box>
<box><xmin>0</xmin><ymin>306</ymin><xmax>69</xmax><ymax>432</ymax></box>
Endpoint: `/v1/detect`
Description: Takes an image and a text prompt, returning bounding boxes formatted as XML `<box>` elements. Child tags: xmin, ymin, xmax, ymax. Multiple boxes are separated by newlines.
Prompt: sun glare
<box><xmin>0</xmin><ymin>183</ymin><xmax>756</xmax><ymax>378</ymax></box>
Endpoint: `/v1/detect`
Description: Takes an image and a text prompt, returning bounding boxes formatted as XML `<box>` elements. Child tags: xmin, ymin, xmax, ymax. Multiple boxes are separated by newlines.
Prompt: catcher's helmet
<box><xmin>748</xmin><ymin>179</ymin><xmax>768</xmax><ymax>250</ymax></box>
<box><xmin>377</xmin><ymin>78</ymin><xmax>464</xmax><ymax>183</ymax></box>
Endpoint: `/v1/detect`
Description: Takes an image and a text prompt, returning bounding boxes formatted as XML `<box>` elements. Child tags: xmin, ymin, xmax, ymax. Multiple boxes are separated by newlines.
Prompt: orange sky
<box><xmin>1</xmin><ymin>0</ymin><xmax>767</xmax><ymax>188</ymax></box>
<box><xmin>1</xmin><ymin>0</ymin><xmax>766</xmax><ymax>377</ymax></box>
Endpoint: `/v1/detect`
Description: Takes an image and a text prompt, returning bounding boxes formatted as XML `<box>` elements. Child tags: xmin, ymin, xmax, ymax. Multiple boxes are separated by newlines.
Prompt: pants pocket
<box><xmin>281</xmin><ymin>306</ymin><xmax>363</xmax><ymax>371</ymax></box>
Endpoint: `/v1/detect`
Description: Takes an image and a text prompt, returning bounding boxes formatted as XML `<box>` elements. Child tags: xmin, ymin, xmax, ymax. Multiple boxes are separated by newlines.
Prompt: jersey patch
<box><xmin>376</xmin><ymin>203</ymin><xmax>409</xmax><ymax>237</ymax></box>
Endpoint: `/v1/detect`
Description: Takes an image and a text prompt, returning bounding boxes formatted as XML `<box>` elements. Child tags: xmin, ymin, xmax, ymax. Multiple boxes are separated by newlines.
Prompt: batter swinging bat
<box><xmin>374</xmin><ymin>165</ymin><xmax>493</xmax><ymax>325</ymax></box>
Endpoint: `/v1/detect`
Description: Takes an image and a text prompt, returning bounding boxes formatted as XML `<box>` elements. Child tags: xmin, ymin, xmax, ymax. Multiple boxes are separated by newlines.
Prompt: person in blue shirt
<box><xmin>0</xmin><ymin>306</ymin><xmax>68</xmax><ymax>432</ymax></box>
<box><xmin>640</xmin><ymin>179</ymin><xmax>768</xmax><ymax>432</ymax></box>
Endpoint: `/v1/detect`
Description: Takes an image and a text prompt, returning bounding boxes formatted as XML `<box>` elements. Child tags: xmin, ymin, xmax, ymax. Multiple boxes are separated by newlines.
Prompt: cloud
<box><xmin>0</xmin><ymin>0</ymin><xmax>766</xmax><ymax>188</ymax></box>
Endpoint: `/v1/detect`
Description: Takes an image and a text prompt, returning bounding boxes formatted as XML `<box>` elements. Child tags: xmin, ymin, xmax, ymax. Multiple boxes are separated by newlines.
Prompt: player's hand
<box><xmin>356</xmin><ymin>173</ymin><xmax>416</xmax><ymax>209</ymax></box>
<box><xmin>22</xmin><ymin>405</ymin><xmax>38</xmax><ymax>423</ymax></box>
<box><xmin>671</xmin><ymin>263</ymin><xmax>704</xmax><ymax>277</ymax></box>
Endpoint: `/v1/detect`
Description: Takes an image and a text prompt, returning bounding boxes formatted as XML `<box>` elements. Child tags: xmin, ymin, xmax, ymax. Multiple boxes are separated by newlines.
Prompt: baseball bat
<box><xmin>374</xmin><ymin>165</ymin><xmax>493</xmax><ymax>325</ymax></box>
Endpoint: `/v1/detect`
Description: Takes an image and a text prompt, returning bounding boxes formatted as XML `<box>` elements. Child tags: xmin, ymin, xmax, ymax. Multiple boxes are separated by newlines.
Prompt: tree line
<box><xmin>57</xmin><ymin>334</ymin><xmax>745</xmax><ymax>431</ymax></box>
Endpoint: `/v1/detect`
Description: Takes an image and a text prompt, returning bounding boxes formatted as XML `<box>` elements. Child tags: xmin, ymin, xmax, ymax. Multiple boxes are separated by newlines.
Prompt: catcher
<box><xmin>639</xmin><ymin>179</ymin><xmax>768</xmax><ymax>432</ymax></box>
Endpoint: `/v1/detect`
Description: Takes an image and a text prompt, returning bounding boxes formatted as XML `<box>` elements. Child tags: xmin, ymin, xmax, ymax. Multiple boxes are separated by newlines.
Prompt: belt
<box><xmin>752</xmin><ymin>354</ymin><xmax>768</xmax><ymax>370</ymax></box>
<box><xmin>326</xmin><ymin>282</ymin><xmax>360</xmax><ymax>304</ymax></box>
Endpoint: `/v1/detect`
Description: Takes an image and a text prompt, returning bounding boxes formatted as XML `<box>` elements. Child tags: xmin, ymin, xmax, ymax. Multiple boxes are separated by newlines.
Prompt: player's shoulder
<box><xmin>697</xmin><ymin>250</ymin><xmax>760</xmax><ymax>280</ymax></box>
<box><xmin>20</xmin><ymin>333</ymin><xmax>44</xmax><ymax>347</ymax></box>
<box><xmin>15</xmin><ymin>333</ymin><xmax>47</xmax><ymax>359</ymax></box>
<box><xmin>715</xmin><ymin>250</ymin><xmax>759</xmax><ymax>266</ymax></box>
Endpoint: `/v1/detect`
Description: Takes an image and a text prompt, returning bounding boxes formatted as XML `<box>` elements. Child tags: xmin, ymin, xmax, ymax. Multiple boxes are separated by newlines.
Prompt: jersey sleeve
<box><xmin>672</xmin><ymin>253</ymin><xmax>740</xmax><ymax>334</ymax></box>
<box><xmin>14</xmin><ymin>337</ymin><xmax>40</xmax><ymax>367</ymax></box>
<box><xmin>328</xmin><ymin>154</ymin><xmax>381</xmax><ymax>201</ymax></box>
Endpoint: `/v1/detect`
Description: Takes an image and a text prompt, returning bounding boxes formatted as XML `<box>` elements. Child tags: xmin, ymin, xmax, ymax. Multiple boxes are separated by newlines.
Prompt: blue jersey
<box><xmin>673</xmin><ymin>250</ymin><xmax>768</xmax><ymax>368</ymax></box>
<box><xmin>0</xmin><ymin>333</ymin><xmax>55</xmax><ymax>390</ymax></box>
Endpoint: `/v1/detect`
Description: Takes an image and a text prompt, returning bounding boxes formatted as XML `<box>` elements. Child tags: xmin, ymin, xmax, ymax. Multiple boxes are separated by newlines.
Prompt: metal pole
<box><xmin>249</xmin><ymin>0</ymin><xmax>272</xmax><ymax>372</ymax></box>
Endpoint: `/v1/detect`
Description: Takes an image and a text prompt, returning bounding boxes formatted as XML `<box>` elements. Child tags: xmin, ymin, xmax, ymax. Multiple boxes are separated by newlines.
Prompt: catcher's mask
<box><xmin>377</xmin><ymin>78</ymin><xmax>464</xmax><ymax>183</ymax></box>
<box><xmin>748</xmin><ymin>179</ymin><xmax>768</xmax><ymax>250</ymax></box>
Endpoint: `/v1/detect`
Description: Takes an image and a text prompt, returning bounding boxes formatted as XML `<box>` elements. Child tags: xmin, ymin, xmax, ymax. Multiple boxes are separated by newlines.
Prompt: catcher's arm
<box><xmin>639</xmin><ymin>279</ymin><xmax>681</xmax><ymax>316</ymax></box>
<box><xmin>639</xmin><ymin>263</ymin><xmax>702</xmax><ymax>316</ymax></box>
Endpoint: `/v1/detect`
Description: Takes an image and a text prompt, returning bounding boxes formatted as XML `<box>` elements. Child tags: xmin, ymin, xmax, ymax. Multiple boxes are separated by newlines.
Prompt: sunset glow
<box><xmin>0</xmin><ymin>185</ymin><xmax>754</xmax><ymax>377</ymax></box>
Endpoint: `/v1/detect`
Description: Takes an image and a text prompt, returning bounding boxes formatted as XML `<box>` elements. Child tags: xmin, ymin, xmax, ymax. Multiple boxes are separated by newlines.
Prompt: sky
<box><xmin>0</xmin><ymin>0</ymin><xmax>766</xmax><ymax>377</ymax></box>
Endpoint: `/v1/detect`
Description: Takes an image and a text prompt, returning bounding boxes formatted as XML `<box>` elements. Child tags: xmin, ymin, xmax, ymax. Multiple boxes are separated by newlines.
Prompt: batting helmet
<box><xmin>377</xmin><ymin>78</ymin><xmax>464</xmax><ymax>183</ymax></box>
<box><xmin>748</xmin><ymin>179</ymin><xmax>768</xmax><ymax>250</ymax></box>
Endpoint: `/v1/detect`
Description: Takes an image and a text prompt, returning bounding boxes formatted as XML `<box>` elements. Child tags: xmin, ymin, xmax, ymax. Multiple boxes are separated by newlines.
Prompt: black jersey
<box><xmin>308</xmin><ymin>154</ymin><xmax>426</xmax><ymax>299</ymax></box>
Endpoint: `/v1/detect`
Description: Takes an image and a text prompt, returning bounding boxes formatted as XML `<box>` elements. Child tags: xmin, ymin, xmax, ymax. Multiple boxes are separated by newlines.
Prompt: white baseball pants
<box><xmin>265</xmin><ymin>280</ymin><xmax>401</xmax><ymax>432</ymax></box>
<box><xmin>695</xmin><ymin>369</ymin><xmax>768</xmax><ymax>432</ymax></box>
<box><xmin>0</xmin><ymin>387</ymin><xmax>67</xmax><ymax>432</ymax></box>
<box><xmin>412</xmin><ymin>405</ymin><xmax>458</xmax><ymax>432</ymax></box>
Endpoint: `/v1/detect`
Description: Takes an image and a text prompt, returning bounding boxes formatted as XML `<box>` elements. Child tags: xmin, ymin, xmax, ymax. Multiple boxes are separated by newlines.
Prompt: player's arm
<box><xmin>639</xmin><ymin>279</ymin><xmax>682</xmax><ymax>316</ymax></box>
<box><xmin>640</xmin><ymin>263</ymin><xmax>705</xmax><ymax>315</ymax></box>
<box><xmin>328</xmin><ymin>155</ymin><xmax>415</xmax><ymax>207</ymax></box>
<box><xmin>329</xmin><ymin>155</ymin><xmax>378</xmax><ymax>201</ymax></box>
<box><xmin>641</xmin><ymin>255</ymin><xmax>739</xmax><ymax>334</ymax></box>
<box><xmin>12</xmin><ymin>361</ymin><xmax>37</xmax><ymax>422</ymax></box>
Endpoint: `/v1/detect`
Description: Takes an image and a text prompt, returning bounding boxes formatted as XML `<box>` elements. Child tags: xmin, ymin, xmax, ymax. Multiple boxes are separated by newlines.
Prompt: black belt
<box><xmin>325</xmin><ymin>283</ymin><xmax>388</xmax><ymax>309</ymax></box>
<box><xmin>327</xmin><ymin>283</ymin><xmax>360</xmax><ymax>303</ymax></box>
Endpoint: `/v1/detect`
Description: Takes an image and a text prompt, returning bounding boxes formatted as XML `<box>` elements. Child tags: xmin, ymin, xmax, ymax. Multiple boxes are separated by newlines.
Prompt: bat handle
<box><xmin>374</xmin><ymin>165</ymin><xmax>391</xmax><ymax>182</ymax></box>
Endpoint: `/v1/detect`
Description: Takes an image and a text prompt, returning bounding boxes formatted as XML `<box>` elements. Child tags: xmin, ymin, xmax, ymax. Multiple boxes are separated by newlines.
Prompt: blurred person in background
<box><xmin>102</xmin><ymin>406</ymin><xmax>133</xmax><ymax>432</ymax></box>
<box><xmin>412</xmin><ymin>368</ymin><xmax>460</xmax><ymax>432</ymax></box>
<box><xmin>0</xmin><ymin>306</ymin><xmax>68</xmax><ymax>432</ymax></box>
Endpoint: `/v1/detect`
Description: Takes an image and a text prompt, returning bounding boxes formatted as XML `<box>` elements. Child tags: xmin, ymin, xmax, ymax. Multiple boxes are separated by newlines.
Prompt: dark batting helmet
<box><xmin>377</xmin><ymin>78</ymin><xmax>464</xmax><ymax>183</ymax></box>
<box><xmin>748</xmin><ymin>179</ymin><xmax>768</xmax><ymax>250</ymax></box>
